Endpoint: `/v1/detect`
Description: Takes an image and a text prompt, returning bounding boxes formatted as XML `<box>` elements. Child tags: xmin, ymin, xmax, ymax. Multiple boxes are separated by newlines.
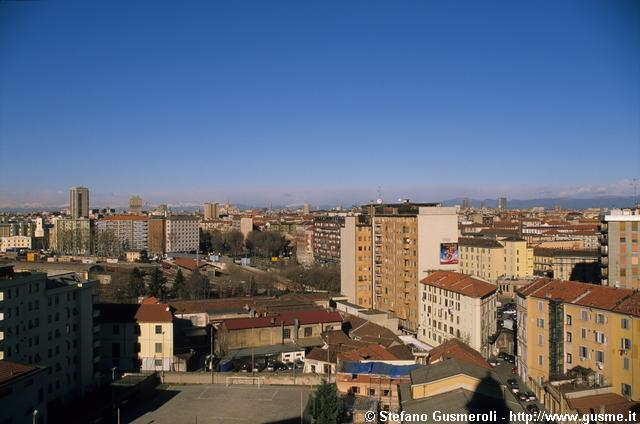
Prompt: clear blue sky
<box><xmin>1</xmin><ymin>0</ymin><xmax>639</xmax><ymax>207</ymax></box>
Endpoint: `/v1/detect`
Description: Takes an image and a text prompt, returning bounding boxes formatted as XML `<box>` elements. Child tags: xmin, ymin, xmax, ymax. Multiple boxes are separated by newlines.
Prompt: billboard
<box><xmin>440</xmin><ymin>242</ymin><xmax>459</xmax><ymax>265</ymax></box>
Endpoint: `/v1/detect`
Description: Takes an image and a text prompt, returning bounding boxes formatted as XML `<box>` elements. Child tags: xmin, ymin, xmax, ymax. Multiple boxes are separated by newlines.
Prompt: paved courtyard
<box><xmin>127</xmin><ymin>384</ymin><xmax>312</xmax><ymax>424</ymax></box>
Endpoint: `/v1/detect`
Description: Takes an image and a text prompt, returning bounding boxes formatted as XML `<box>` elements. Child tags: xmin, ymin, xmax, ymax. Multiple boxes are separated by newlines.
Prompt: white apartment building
<box><xmin>0</xmin><ymin>266</ymin><xmax>99</xmax><ymax>410</ymax></box>
<box><xmin>165</xmin><ymin>215</ymin><xmax>199</xmax><ymax>253</ymax></box>
<box><xmin>418</xmin><ymin>270</ymin><xmax>497</xmax><ymax>356</ymax></box>
<box><xmin>0</xmin><ymin>235</ymin><xmax>32</xmax><ymax>252</ymax></box>
<box><xmin>96</xmin><ymin>215</ymin><xmax>149</xmax><ymax>251</ymax></box>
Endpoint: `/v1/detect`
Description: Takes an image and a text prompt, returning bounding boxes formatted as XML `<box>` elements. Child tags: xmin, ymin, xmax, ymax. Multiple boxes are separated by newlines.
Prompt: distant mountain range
<box><xmin>441</xmin><ymin>196</ymin><xmax>638</xmax><ymax>210</ymax></box>
<box><xmin>0</xmin><ymin>196</ymin><xmax>637</xmax><ymax>213</ymax></box>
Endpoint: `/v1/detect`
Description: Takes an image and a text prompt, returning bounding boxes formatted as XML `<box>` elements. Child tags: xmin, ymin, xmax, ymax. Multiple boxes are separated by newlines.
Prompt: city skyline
<box><xmin>1</xmin><ymin>0</ymin><xmax>639</xmax><ymax>207</ymax></box>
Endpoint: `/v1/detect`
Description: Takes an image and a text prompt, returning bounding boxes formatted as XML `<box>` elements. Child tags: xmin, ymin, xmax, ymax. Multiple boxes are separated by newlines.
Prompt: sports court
<box><xmin>128</xmin><ymin>384</ymin><xmax>312</xmax><ymax>424</ymax></box>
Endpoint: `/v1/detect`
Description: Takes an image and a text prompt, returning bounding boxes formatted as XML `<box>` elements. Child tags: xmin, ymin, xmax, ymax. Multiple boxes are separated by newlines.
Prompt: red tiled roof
<box><xmin>134</xmin><ymin>303</ymin><xmax>173</xmax><ymax>322</ymax></box>
<box><xmin>517</xmin><ymin>279</ymin><xmax>636</xmax><ymax>313</ymax></box>
<box><xmin>420</xmin><ymin>271</ymin><xmax>497</xmax><ymax>298</ymax></box>
<box><xmin>339</xmin><ymin>343</ymin><xmax>400</xmax><ymax>362</ymax></box>
<box><xmin>0</xmin><ymin>361</ymin><xmax>38</xmax><ymax>385</ymax></box>
<box><xmin>222</xmin><ymin>309</ymin><xmax>342</xmax><ymax>330</ymax></box>
<box><xmin>169</xmin><ymin>258</ymin><xmax>208</xmax><ymax>271</ymax></box>
<box><xmin>427</xmin><ymin>339</ymin><xmax>492</xmax><ymax>370</ymax></box>
<box><xmin>567</xmin><ymin>393</ymin><xmax>637</xmax><ymax>415</ymax></box>
<box><xmin>613</xmin><ymin>292</ymin><xmax>640</xmax><ymax>317</ymax></box>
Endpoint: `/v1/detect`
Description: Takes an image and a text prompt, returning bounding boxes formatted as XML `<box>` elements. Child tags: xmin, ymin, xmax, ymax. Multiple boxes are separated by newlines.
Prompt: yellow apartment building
<box><xmin>460</xmin><ymin>236</ymin><xmax>533</xmax><ymax>281</ymax></box>
<box><xmin>517</xmin><ymin>278</ymin><xmax>639</xmax><ymax>402</ymax></box>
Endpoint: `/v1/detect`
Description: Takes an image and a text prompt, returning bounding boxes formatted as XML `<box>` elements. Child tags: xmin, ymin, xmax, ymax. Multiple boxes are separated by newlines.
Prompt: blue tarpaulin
<box><xmin>341</xmin><ymin>361</ymin><xmax>422</xmax><ymax>378</ymax></box>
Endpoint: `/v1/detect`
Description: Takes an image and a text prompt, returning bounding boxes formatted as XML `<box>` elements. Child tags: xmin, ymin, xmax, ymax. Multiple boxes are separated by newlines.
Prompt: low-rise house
<box><xmin>337</xmin><ymin>362</ymin><xmax>422</xmax><ymax>412</ymax></box>
<box><xmin>399</xmin><ymin>358</ymin><xmax>514</xmax><ymax>422</ymax></box>
<box><xmin>215</xmin><ymin>309</ymin><xmax>343</xmax><ymax>356</ymax></box>
<box><xmin>97</xmin><ymin>300</ymin><xmax>175</xmax><ymax>372</ymax></box>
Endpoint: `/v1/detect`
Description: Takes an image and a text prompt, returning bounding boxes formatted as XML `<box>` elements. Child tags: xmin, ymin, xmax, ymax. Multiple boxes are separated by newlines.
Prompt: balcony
<box><xmin>600</xmin><ymin>245</ymin><xmax>608</xmax><ymax>256</ymax></box>
<box><xmin>93</xmin><ymin>355</ymin><xmax>101</xmax><ymax>364</ymax></box>
<box><xmin>93</xmin><ymin>340</ymin><xmax>101</xmax><ymax>348</ymax></box>
<box><xmin>93</xmin><ymin>325</ymin><xmax>100</xmax><ymax>334</ymax></box>
<box><xmin>600</xmin><ymin>257</ymin><xmax>608</xmax><ymax>266</ymax></box>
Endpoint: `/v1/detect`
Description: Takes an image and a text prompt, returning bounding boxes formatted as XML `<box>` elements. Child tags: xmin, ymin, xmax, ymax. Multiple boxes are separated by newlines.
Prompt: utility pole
<box><xmin>210</xmin><ymin>324</ymin><xmax>214</xmax><ymax>384</ymax></box>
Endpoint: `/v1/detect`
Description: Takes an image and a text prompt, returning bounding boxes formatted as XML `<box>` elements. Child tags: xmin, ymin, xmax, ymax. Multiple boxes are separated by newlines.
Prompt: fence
<box><xmin>160</xmin><ymin>371</ymin><xmax>334</xmax><ymax>386</ymax></box>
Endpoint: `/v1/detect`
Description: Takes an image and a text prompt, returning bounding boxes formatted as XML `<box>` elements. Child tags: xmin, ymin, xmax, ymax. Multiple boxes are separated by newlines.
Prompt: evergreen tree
<box><xmin>309</xmin><ymin>381</ymin><xmax>340</xmax><ymax>424</ymax></box>
<box><xmin>128</xmin><ymin>267</ymin><xmax>146</xmax><ymax>298</ymax></box>
<box><xmin>171</xmin><ymin>268</ymin><xmax>185</xmax><ymax>299</ymax></box>
<box><xmin>147</xmin><ymin>267</ymin><xmax>167</xmax><ymax>300</ymax></box>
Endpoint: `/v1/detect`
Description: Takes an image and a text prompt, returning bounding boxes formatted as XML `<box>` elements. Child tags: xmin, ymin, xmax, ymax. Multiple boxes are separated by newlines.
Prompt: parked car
<box><xmin>507</xmin><ymin>378</ymin><xmax>518</xmax><ymax>387</ymax></box>
<box><xmin>527</xmin><ymin>405</ymin><xmax>540</xmax><ymax>414</ymax></box>
<box><xmin>511</xmin><ymin>366</ymin><xmax>518</xmax><ymax>374</ymax></box>
<box><xmin>517</xmin><ymin>392</ymin><xmax>529</xmax><ymax>401</ymax></box>
<box><xmin>498</xmin><ymin>352</ymin><xmax>509</xmax><ymax>360</ymax></box>
<box><xmin>524</xmin><ymin>392</ymin><xmax>536</xmax><ymax>402</ymax></box>
<box><xmin>505</xmin><ymin>354</ymin><xmax>516</xmax><ymax>364</ymax></box>
<box><xmin>489</xmin><ymin>358</ymin><xmax>501</xmax><ymax>367</ymax></box>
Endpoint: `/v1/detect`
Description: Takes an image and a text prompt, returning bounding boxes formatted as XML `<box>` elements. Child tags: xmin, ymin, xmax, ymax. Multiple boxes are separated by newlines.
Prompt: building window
<box><xmin>595</xmin><ymin>314</ymin><xmax>605</xmax><ymax>324</ymax></box>
<box><xmin>621</xmin><ymin>338</ymin><xmax>632</xmax><ymax>350</ymax></box>
<box><xmin>155</xmin><ymin>343</ymin><xmax>162</xmax><ymax>353</ymax></box>
<box><xmin>155</xmin><ymin>325</ymin><xmax>162</xmax><ymax>334</ymax></box>
<box><xmin>112</xmin><ymin>343</ymin><xmax>120</xmax><ymax>357</ymax></box>
<box><xmin>581</xmin><ymin>310</ymin><xmax>588</xmax><ymax>321</ymax></box>
<box><xmin>622</xmin><ymin>384</ymin><xmax>632</xmax><ymax>397</ymax></box>
<box><xmin>154</xmin><ymin>359</ymin><xmax>163</xmax><ymax>367</ymax></box>
<box><xmin>595</xmin><ymin>351</ymin><xmax>604</xmax><ymax>364</ymax></box>
<box><xmin>566</xmin><ymin>353</ymin><xmax>572</xmax><ymax>364</ymax></box>
<box><xmin>536</xmin><ymin>318</ymin><xmax>544</xmax><ymax>328</ymax></box>
<box><xmin>369</xmin><ymin>388</ymin><xmax>375</xmax><ymax>396</ymax></box>
<box><xmin>304</xmin><ymin>327</ymin><xmax>312</xmax><ymax>337</ymax></box>
<box><xmin>623</xmin><ymin>357</ymin><xmax>629</xmax><ymax>370</ymax></box>
<box><xmin>581</xmin><ymin>328</ymin><xmax>587</xmax><ymax>339</ymax></box>
<box><xmin>579</xmin><ymin>346</ymin><xmax>588</xmax><ymax>359</ymax></box>
<box><xmin>566</xmin><ymin>315</ymin><xmax>572</xmax><ymax>325</ymax></box>
<box><xmin>566</xmin><ymin>332</ymin><xmax>572</xmax><ymax>343</ymax></box>
<box><xmin>538</xmin><ymin>355</ymin><xmax>543</xmax><ymax>366</ymax></box>
<box><xmin>283</xmin><ymin>328</ymin><xmax>291</xmax><ymax>339</ymax></box>
<box><xmin>538</xmin><ymin>335</ymin><xmax>544</xmax><ymax>346</ymax></box>
<box><xmin>621</xmin><ymin>318</ymin><xmax>630</xmax><ymax>330</ymax></box>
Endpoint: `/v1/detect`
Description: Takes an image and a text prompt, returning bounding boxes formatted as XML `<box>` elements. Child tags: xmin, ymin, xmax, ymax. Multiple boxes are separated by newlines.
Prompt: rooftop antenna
<box><xmin>631</xmin><ymin>178</ymin><xmax>638</xmax><ymax>206</ymax></box>
<box><xmin>376</xmin><ymin>186</ymin><xmax>383</xmax><ymax>204</ymax></box>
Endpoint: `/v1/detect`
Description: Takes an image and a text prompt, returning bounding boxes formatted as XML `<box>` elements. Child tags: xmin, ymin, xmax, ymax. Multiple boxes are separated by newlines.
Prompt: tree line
<box><xmin>199</xmin><ymin>229</ymin><xmax>289</xmax><ymax>259</ymax></box>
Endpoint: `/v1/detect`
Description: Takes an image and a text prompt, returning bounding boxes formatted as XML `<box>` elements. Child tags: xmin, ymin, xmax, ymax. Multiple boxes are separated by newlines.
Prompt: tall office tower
<box><xmin>340</xmin><ymin>202</ymin><xmax>459</xmax><ymax>332</ymax></box>
<box><xmin>498</xmin><ymin>197</ymin><xmax>507</xmax><ymax>210</ymax></box>
<box><xmin>462</xmin><ymin>198</ymin><xmax>470</xmax><ymax>209</ymax></box>
<box><xmin>129</xmin><ymin>195</ymin><xmax>143</xmax><ymax>215</ymax></box>
<box><xmin>600</xmin><ymin>208</ymin><xmax>640</xmax><ymax>290</ymax></box>
<box><xmin>203</xmin><ymin>202</ymin><xmax>219</xmax><ymax>220</ymax></box>
<box><xmin>0</xmin><ymin>266</ymin><xmax>100</xmax><ymax>414</ymax></box>
<box><xmin>69</xmin><ymin>187</ymin><xmax>89</xmax><ymax>219</ymax></box>
<box><xmin>303</xmin><ymin>203</ymin><xmax>310</xmax><ymax>214</ymax></box>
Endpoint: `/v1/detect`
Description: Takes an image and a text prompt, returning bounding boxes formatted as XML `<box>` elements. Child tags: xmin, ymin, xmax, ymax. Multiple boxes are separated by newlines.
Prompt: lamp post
<box><xmin>111</xmin><ymin>366</ymin><xmax>116</xmax><ymax>381</ymax></box>
<box><xmin>32</xmin><ymin>409</ymin><xmax>38</xmax><ymax>424</ymax></box>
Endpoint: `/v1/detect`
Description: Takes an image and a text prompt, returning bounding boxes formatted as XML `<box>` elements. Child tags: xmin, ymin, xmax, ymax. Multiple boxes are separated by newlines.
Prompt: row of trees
<box><xmin>102</xmin><ymin>267</ymin><xmax>210</xmax><ymax>302</ymax></box>
<box><xmin>280</xmin><ymin>263</ymin><xmax>341</xmax><ymax>292</ymax></box>
<box><xmin>199</xmin><ymin>229</ymin><xmax>289</xmax><ymax>259</ymax></box>
<box><xmin>199</xmin><ymin>230</ymin><xmax>244</xmax><ymax>257</ymax></box>
<box><xmin>55</xmin><ymin>228</ymin><xmax>141</xmax><ymax>258</ymax></box>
